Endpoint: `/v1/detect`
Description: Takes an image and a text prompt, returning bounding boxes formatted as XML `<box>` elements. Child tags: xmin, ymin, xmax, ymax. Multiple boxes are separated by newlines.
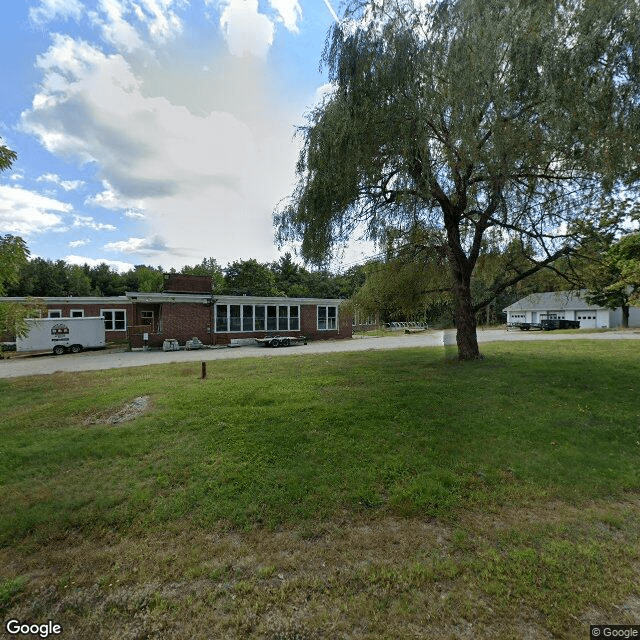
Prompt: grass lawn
<box><xmin>1</xmin><ymin>340</ymin><xmax>639</xmax><ymax>639</ymax></box>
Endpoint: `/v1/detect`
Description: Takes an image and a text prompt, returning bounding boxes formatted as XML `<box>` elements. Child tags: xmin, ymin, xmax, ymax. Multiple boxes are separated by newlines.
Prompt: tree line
<box><xmin>0</xmin><ymin>241</ymin><xmax>365</xmax><ymax>301</ymax></box>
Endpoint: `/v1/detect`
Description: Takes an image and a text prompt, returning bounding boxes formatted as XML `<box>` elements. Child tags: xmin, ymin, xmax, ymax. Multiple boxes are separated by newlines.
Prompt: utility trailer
<box><xmin>16</xmin><ymin>317</ymin><xmax>106</xmax><ymax>355</ymax></box>
<box><xmin>515</xmin><ymin>322</ymin><xmax>543</xmax><ymax>331</ymax></box>
<box><xmin>255</xmin><ymin>334</ymin><xmax>307</xmax><ymax>348</ymax></box>
<box><xmin>541</xmin><ymin>319</ymin><xmax>580</xmax><ymax>330</ymax></box>
<box><xmin>514</xmin><ymin>319</ymin><xmax>580</xmax><ymax>331</ymax></box>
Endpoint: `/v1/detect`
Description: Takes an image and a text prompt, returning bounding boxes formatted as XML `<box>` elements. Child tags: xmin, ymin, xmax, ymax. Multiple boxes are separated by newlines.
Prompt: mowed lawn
<box><xmin>1</xmin><ymin>340</ymin><xmax>639</xmax><ymax>639</ymax></box>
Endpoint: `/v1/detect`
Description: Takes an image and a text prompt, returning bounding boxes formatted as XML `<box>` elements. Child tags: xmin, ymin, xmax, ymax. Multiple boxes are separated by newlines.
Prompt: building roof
<box><xmin>503</xmin><ymin>290</ymin><xmax>605</xmax><ymax>312</ymax></box>
<box><xmin>212</xmin><ymin>295</ymin><xmax>346</xmax><ymax>306</ymax></box>
<box><xmin>0</xmin><ymin>293</ymin><xmax>346</xmax><ymax>306</ymax></box>
<box><xmin>0</xmin><ymin>296</ymin><xmax>130</xmax><ymax>305</ymax></box>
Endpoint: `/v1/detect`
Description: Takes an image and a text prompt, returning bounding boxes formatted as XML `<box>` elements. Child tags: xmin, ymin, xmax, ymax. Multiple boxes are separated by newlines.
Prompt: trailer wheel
<box><xmin>53</xmin><ymin>345</ymin><xmax>65</xmax><ymax>355</ymax></box>
<box><xmin>271</xmin><ymin>339</ymin><xmax>280</xmax><ymax>348</ymax></box>
<box><xmin>70</xmin><ymin>344</ymin><xmax>83</xmax><ymax>354</ymax></box>
<box><xmin>282</xmin><ymin>338</ymin><xmax>291</xmax><ymax>347</ymax></box>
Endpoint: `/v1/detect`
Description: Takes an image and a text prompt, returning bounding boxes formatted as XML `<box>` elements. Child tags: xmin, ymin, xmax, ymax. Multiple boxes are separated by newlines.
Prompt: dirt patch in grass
<box><xmin>82</xmin><ymin>395</ymin><xmax>152</xmax><ymax>425</ymax></box>
<box><xmin>3</xmin><ymin>497</ymin><xmax>640</xmax><ymax>639</ymax></box>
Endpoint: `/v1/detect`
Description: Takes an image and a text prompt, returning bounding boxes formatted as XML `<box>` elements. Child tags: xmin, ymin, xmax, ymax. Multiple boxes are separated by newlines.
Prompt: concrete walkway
<box><xmin>1</xmin><ymin>328</ymin><xmax>639</xmax><ymax>379</ymax></box>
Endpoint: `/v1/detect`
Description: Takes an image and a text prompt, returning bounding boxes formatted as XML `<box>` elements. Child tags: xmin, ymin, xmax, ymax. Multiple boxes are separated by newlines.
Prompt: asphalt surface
<box><xmin>1</xmin><ymin>328</ymin><xmax>639</xmax><ymax>379</ymax></box>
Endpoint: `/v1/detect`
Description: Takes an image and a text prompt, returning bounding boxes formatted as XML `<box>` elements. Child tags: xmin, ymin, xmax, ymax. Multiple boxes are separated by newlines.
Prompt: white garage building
<box><xmin>503</xmin><ymin>290</ymin><xmax>640</xmax><ymax>329</ymax></box>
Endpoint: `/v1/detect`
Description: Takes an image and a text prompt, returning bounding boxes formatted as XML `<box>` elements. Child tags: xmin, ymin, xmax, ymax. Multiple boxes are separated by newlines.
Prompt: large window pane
<box><xmin>267</xmin><ymin>305</ymin><xmax>277</xmax><ymax>331</ymax></box>
<box><xmin>230</xmin><ymin>305</ymin><xmax>241</xmax><ymax>332</ymax></box>
<box><xmin>318</xmin><ymin>306</ymin><xmax>327</xmax><ymax>330</ymax></box>
<box><xmin>242</xmin><ymin>305</ymin><xmax>253</xmax><ymax>332</ymax></box>
<box><xmin>216</xmin><ymin>305</ymin><xmax>228</xmax><ymax>332</ymax></box>
<box><xmin>328</xmin><ymin>306</ymin><xmax>337</xmax><ymax>329</ymax></box>
<box><xmin>114</xmin><ymin>311</ymin><xmax>126</xmax><ymax>330</ymax></box>
<box><xmin>290</xmin><ymin>306</ymin><xmax>299</xmax><ymax>331</ymax></box>
<box><xmin>255</xmin><ymin>306</ymin><xmax>265</xmax><ymax>330</ymax></box>
<box><xmin>278</xmin><ymin>305</ymin><xmax>288</xmax><ymax>330</ymax></box>
<box><xmin>317</xmin><ymin>306</ymin><xmax>337</xmax><ymax>331</ymax></box>
<box><xmin>101</xmin><ymin>309</ymin><xmax>127</xmax><ymax>331</ymax></box>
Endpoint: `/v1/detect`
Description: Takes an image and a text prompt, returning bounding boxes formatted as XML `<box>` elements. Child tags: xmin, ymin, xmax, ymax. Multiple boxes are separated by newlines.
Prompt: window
<box><xmin>216</xmin><ymin>305</ymin><xmax>228</xmax><ymax>332</ymax></box>
<box><xmin>242</xmin><ymin>305</ymin><xmax>253</xmax><ymax>332</ymax></box>
<box><xmin>255</xmin><ymin>306</ymin><xmax>265</xmax><ymax>331</ymax></box>
<box><xmin>102</xmin><ymin>309</ymin><xmax>126</xmax><ymax>331</ymax></box>
<box><xmin>318</xmin><ymin>305</ymin><xmax>337</xmax><ymax>330</ymax></box>
<box><xmin>289</xmin><ymin>305</ymin><xmax>299</xmax><ymax>331</ymax></box>
<box><xmin>267</xmin><ymin>305</ymin><xmax>277</xmax><ymax>331</ymax></box>
<box><xmin>48</xmin><ymin>310</ymin><xmax>62</xmax><ymax>318</ymax></box>
<box><xmin>141</xmin><ymin>310</ymin><xmax>154</xmax><ymax>325</ymax></box>
<box><xmin>215</xmin><ymin>304</ymin><xmax>300</xmax><ymax>332</ymax></box>
<box><xmin>278</xmin><ymin>306</ymin><xmax>289</xmax><ymax>330</ymax></box>
<box><xmin>70</xmin><ymin>309</ymin><xmax>84</xmax><ymax>318</ymax></box>
<box><xmin>229</xmin><ymin>305</ymin><xmax>241</xmax><ymax>332</ymax></box>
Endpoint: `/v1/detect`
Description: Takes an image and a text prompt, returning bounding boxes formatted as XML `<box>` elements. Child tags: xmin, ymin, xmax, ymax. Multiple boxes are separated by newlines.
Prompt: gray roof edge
<box><xmin>503</xmin><ymin>290</ymin><xmax>606</xmax><ymax>312</ymax></box>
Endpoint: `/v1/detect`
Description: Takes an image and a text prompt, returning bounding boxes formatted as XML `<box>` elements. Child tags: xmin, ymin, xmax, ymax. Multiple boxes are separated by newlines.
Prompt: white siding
<box><xmin>576</xmin><ymin>312</ymin><xmax>597</xmax><ymax>328</ymax></box>
<box><xmin>602</xmin><ymin>309</ymin><xmax>616</xmax><ymax>328</ymax></box>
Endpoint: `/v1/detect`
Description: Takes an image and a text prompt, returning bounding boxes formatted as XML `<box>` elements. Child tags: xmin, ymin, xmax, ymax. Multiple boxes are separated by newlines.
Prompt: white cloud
<box><xmin>89</xmin><ymin>0</ymin><xmax>183</xmax><ymax>52</ymax></box>
<box><xmin>85</xmin><ymin>181</ymin><xmax>145</xmax><ymax>212</ymax></box>
<box><xmin>269</xmin><ymin>0</ymin><xmax>302</xmax><ymax>32</ymax></box>
<box><xmin>64</xmin><ymin>254</ymin><xmax>134</xmax><ymax>272</ymax></box>
<box><xmin>19</xmin><ymin>32</ymin><xmax>300</xmax><ymax>267</ymax></box>
<box><xmin>68</xmin><ymin>238</ymin><xmax>90</xmax><ymax>247</ymax></box>
<box><xmin>19</xmin><ymin>0</ymin><xmax>317</xmax><ymax>269</ymax></box>
<box><xmin>219</xmin><ymin>0</ymin><xmax>274</xmax><ymax>58</ymax></box>
<box><xmin>135</xmin><ymin>0</ymin><xmax>183</xmax><ymax>41</ymax></box>
<box><xmin>72</xmin><ymin>215</ymin><xmax>117</xmax><ymax>231</ymax></box>
<box><xmin>0</xmin><ymin>184</ymin><xmax>69</xmax><ymax>236</ymax></box>
<box><xmin>313</xmin><ymin>82</ymin><xmax>337</xmax><ymax>105</ymax></box>
<box><xmin>104</xmin><ymin>235</ymin><xmax>168</xmax><ymax>254</ymax></box>
<box><xmin>91</xmin><ymin>0</ymin><xmax>144</xmax><ymax>51</ymax></box>
<box><xmin>124</xmin><ymin>209</ymin><xmax>145</xmax><ymax>219</ymax></box>
<box><xmin>29</xmin><ymin>0</ymin><xmax>84</xmax><ymax>24</ymax></box>
<box><xmin>22</xmin><ymin>35</ymin><xmax>256</xmax><ymax>202</ymax></box>
<box><xmin>37</xmin><ymin>172</ymin><xmax>85</xmax><ymax>191</ymax></box>
<box><xmin>212</xmin><ymin>0</ymin><xmax>302</xmax><ymax>58</ymax></box>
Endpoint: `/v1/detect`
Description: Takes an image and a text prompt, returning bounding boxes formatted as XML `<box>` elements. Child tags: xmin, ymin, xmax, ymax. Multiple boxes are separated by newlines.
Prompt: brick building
<box><xmin>1</xmin><ymin>275</ymin><xmax>352</xmax><ymax>348</ymax></box>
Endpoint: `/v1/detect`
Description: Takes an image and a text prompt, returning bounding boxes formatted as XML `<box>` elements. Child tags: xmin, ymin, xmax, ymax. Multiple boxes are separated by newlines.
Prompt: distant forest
<box><xmin>3</xmin><ymin>252</ymin><xmax>366</xmax><ymax>301</ymax></box>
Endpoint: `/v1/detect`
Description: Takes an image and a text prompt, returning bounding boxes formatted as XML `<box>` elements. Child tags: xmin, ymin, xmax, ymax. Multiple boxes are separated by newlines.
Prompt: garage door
<box><xmin>576</xmin><ymin>313</ymin><xmax>597</xmax><ymax>328</ymax></box>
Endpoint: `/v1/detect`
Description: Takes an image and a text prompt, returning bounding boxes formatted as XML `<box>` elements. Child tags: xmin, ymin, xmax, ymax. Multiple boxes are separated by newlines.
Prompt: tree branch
<box><xmin>472</xmin><ymin>245</ymin><xmax>573</xmax><ymax>313</ymax></box>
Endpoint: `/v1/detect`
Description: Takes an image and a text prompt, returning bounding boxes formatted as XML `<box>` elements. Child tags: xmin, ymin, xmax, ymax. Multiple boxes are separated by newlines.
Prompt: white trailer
<box><xmin>16</xmin><ymin>317</ymin><xmax>106</xmax><ymax>355</ymax></box>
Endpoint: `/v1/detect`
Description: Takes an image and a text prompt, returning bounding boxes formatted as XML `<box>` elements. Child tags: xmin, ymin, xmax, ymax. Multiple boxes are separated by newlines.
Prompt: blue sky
<box><xmin>0</xmin><ymin>0</ymin><xmax>362</xmax><ymax>272</ymax></box>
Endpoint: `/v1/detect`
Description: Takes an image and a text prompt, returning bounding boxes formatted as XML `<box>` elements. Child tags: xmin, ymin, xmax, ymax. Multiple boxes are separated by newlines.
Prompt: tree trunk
<box><xmin>453</xmin><ymin>274</ymin><xmax>481</xmax><ymax>360</ymax></box>
<box><xmin>623</xmin><ymin>304</ymin><xmax>629</xmax><ymax>329</ymax></box>
<box><xmin>441</xmin><ymin>205</ymin><xmax>482</xmax><ymax>360</ymax></box>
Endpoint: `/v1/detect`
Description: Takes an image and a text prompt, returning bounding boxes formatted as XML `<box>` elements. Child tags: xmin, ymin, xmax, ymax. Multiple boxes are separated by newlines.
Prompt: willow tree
<box><xmin>276</xmin><ymin>0</ymin><xmax>640</xmax><ymax>359</ymax></box>
<box><xmin>0</xmin><ymin>138</ymin><xmax>17</xmax><ymax>172</ymax></box>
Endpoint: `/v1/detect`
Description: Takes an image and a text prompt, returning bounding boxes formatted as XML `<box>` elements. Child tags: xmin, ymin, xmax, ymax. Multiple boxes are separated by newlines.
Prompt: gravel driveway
<box><xmin>1</xmin><ymin>328</ymin><xmax>639</xmax><ymax>379</ymax></box>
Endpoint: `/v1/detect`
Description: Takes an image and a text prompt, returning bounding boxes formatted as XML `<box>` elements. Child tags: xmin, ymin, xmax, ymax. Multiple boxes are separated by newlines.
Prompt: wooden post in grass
<box><xmin>201</xmin><ymin>361</ymin><xmax>206</xmax><ymax>379</ymax></box>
